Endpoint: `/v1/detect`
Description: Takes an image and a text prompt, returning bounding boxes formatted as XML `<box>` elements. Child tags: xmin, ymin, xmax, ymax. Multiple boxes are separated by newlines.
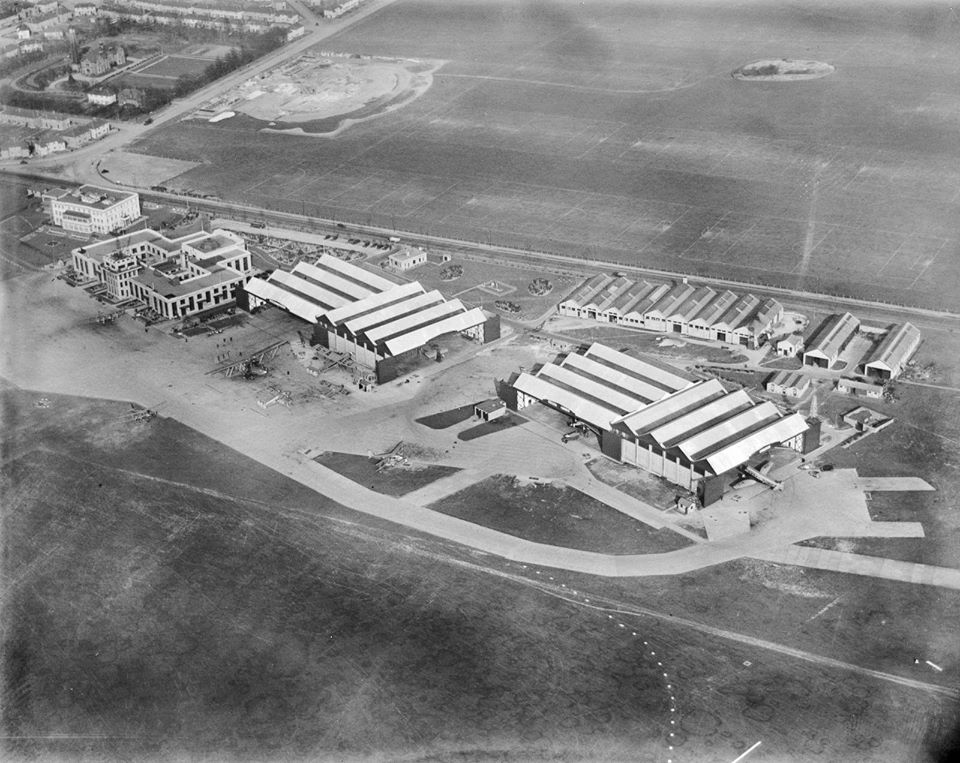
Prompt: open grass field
<box><xmin>805</xmin><ymin>383</ymin><xmax>960</xmax><ymax>570</ymax></box>
<box><xmin>121</xmin><ymin>52</ymin><xmax>220</xmax><ymax>90</ymax></box>
<box><xmin>429</xmin><ymin>473</ymin><xmax>693</xmax><ymax>555</ymax></box>
<box><xmin>3</xmin><ymin>383</ymin><xmax>959</xmax><ymax>759</ymax></box>
<box><xmin>313</xmin><ymin>449</ymin><xmax>460</xmax><ymax>496</ymax></box>
<box><xmin>129</xmin><ymin>0</ymin><xmax>960</xmax><ymax>310</ymax></box>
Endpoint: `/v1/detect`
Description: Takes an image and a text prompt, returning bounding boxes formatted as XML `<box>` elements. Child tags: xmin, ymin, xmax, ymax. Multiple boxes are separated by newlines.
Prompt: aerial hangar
<box><xmin>499</xmin><ymin>343</ymin><xmax>814</xmax><ymax>505</ymax></box>
<box><xmin>241</xmin><ymin>254</ymin><xmax>499</xmax><ymax>383</ymax></box>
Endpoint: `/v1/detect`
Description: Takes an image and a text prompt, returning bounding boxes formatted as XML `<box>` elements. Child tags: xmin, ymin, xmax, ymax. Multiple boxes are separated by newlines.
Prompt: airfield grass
<box><xmin>2</xmin><ymin>387</ymin><xmax>958</xmax><ymax>760</ymax></box>
<box><xmin>129</xmin><ymin>0</ymin><xmax>960</xmax><ymax>310</ymax></box>
<box><xmin>429</xmin><ymin>474</ymin><xmax>692</xmax><ymax>555</ymax></box>
<box><xmin>312</xmin><ymin>450</ymin><xmax>460</xmax><ymax>497</ymax></box>
<box><xmin>800</xmin><ymin>384</ymin><xmax>960</xmax><ymax>570</ymax></box>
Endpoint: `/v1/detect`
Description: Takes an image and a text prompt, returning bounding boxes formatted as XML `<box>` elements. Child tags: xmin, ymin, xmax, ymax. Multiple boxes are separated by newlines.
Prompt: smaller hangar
<box><xmin>862</xmin><ymin>322</ymin><xmax>921</xmax><ymax>381</ymax></box>
<box><xmin>802</xmin><ymin>312</ymin><xmax>859</xmax><ymax>369</ymax></box>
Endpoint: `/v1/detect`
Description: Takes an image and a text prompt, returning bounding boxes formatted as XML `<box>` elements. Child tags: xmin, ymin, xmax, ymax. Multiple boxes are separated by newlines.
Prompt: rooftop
<box><xmin>135</xmin><ymin>266</ymin><xmax>242</xmax><ymax>299</ymax></box>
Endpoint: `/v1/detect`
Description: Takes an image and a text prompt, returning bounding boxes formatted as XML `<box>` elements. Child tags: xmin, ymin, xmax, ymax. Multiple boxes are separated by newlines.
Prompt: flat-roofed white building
<box><xmin>862</xmin><ymin>323</ymin><xmax>921</xmax><ymax>381</ymax></box>
<box><xmin>71</xmin><ymin>228</ymin><xmax>254</xmax><ymax>319</ymax></box>
<box><xmin>501</xmin><ymin>342</ymin><xmax>811</xmax><ymax>504</ymax></box>
<box><xmin>777</xmin><ymin>334</ymin><xmax>804</xmax><ymax>357</ymax></box>
<box><xmin>50</xmin><ymin>184</ymin><xmax>140</xmax><ymax>235</ymax></box>
<box><xmin>387</xmin><ymin>248</ymin><xmax>426</xmax><ymax>271</ymax></box>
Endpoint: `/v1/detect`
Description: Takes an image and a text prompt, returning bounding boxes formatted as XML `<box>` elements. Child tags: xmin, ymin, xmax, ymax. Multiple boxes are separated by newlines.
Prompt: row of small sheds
<box><xmin>558</xmin><ymin>273</ymin><xmax>782</xmax><ymax>348</ymax></box>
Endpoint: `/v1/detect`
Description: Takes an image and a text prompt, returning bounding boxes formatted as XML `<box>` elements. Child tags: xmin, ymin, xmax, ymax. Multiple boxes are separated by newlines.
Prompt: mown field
<box><xmin>128</xmin><ymin>0</ymin><xmax>960</xmax><ymax>310</ymax></box>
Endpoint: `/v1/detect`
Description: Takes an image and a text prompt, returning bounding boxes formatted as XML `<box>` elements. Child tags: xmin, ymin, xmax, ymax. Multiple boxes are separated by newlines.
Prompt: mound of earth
<box><xmin>733</xmin><ymin>59</ymin><xmax>834</xmax><ymax>81</ymax></box>
<box><xmin>227</xmin><ymin>54</ymin><xmax>442</xmax><ymax>136</ymax></box>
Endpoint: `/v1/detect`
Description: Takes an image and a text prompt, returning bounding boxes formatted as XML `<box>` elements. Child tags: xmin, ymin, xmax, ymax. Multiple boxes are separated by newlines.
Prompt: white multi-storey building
<box><xmin>48</xmin><ymin>185</ymin><xmax>140</xmax><ymax>235</ymax></box>
<box><xmin>72</xmin><ymin>228</ymin><xmax>256</xmax><ymax>319</ymax></box>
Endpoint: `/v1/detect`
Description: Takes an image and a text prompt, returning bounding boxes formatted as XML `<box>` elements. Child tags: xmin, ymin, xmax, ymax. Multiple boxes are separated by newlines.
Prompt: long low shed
<box><xmin>558</xmin><ymin>274</ymin><xmax>782</xmax><ymax>348</ymax></box>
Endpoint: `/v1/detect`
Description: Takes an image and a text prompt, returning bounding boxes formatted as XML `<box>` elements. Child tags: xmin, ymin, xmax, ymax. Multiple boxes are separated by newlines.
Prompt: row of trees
<box><xmin>1</xmin><ymin>24</ymin><xmax>288</xmax><ymax>119</ymax></box>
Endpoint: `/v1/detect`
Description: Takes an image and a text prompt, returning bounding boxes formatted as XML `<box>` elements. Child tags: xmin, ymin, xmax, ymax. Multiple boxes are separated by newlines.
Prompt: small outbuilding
<box><xmin>388</xmin><ymin>248</ymin><xmax>426</xmax><ymax>271</ymax></box>
<box><xmin>766</xmin><ymin>370</ymin><xmax>810</xmax><ymax>399</ymax></box>
<box><xmin>776</xmin><ymin>334</ymin><xmax>804</xmax><ymax>358</ymax></box>
<box><xmin>837</xmin><ymin>377</ymin><xmax>883</xmax><ymax>399</ymax></box>
<box><xmin>475</xmin><ymin>398</ymin><xmax>507</xmax><ymax>422</ymax></box>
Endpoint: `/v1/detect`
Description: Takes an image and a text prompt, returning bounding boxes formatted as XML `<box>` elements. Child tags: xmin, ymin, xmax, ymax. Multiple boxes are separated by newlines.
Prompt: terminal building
<box><xmin>499</xmin><ymin>342</ymin><xmax>812</xmax><ymax>504</ymax></box>
<box><xmin>558</xmin><ymin>273</ymin><xmax>782</xmax><ymax>348</ymax></box>
<box><xmin>71</xmin><ymin>228</ymin><xmax>255</xmax><ymax>319</ymax></box>
<box><xmin>45</xmin><ymin>185</ymin><xmax>141</xmax><ymax>235</ymax></box>
<box><xmin>242</xmin><ymin>255</ymin><xmax>500</xmax><ymax>383</ymax></box>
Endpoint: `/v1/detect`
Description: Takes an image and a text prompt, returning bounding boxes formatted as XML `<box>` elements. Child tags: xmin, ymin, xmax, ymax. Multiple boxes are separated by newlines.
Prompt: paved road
<box><xmin>2</xmin><ymin>0</ymin><xmax>399</xmax><ymax>183</ymax></box>
<box><xmin>754</xmin><ymin>545</ymin><xmax>960</xmax><ymax>590</ymax></box>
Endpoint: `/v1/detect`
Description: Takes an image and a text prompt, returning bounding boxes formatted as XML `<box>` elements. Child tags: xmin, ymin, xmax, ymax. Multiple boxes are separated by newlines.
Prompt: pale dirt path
<box><xmin>3</xmin><ymin>273</ymin><xmax>958</xmax><ymax>589</ymax></box>
<box><xmin>753</xmin><ymin>545</ymin><xmax>960</xmax><ymax>590</ymax></box>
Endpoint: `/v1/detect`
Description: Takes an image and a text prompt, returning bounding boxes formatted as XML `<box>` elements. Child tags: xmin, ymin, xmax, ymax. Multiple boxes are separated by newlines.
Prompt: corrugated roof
<box><xmin>384</xmin><ymin>307</ymin><xmax>487</xmax><ymax>356</ymax></box>
<box><xmin>805</xmin><ymin>312</ymin><xmax>860</xmax><ymax>360</ymax></box>
<box><xmin>623</xmin><ymin>282</ymin><xmax>671</xmax><ymax>317</ymax></box>
<box><xmin>513</xmin><ymin>372</ymin><xmax>624</xmax><ymax>431</ymax></box>
<box><xmin>702</xmin><ymin>414</ymin><xmax>808</xmax><ymax>475</ymax></box>
<box><xmin>678</xmin><ymin>401</ymin><xmax>781</xmax><ymax>462</ymax></box>
<box><xmin>346</xmin><ymin>289</ymin><xmax>447</xmax><ymax>336</ymax></box>
<box><xmin>769</xmin><ymin>370</ymin><xmax>808</xmax><ymax>389</ymax></box>
<box><xmin>292</xmin><ymin>260</ymin><xmax>381</xmax><ymax>302</ymax></box>
<box><xmin>610</xmin><ymin>280</ymin><xmax>657</xmax><ymax>314</ymax></box>
<box><xmin>750</xmin><ymin>297</ymin><xmax>783</xmax><ymax>331</ymax></box>
<box><xmin>613</xmin><ymin>379</ymin><xmax>727</xmax><ymax>436</ymax></box>
<box><xmin>270</xmin><ymin>269</ymin><xmax>351</xmax><ymax>312</ymax></box>
<box><xmin>644</xmin><ymin>282</ymin><xmax>695</xmax><ymax>319</ymax></box>
<box><xmin>714</xmin><ymin>293</ymin><xmax>760</xmax><ymax>330</ymax></box>
<box><xmin>324</xmin><ymin>281</ymin><xmax>425</xmax><ymax>326</ymax></box>
<box><xmin>561</xmin><ymin>351</ymin><xmax>673</xmax><ymax>405</ymax></box>
<box><xmin>864</xmin><ymin>322</ymin><xmax>921</xmax><ymax>372</ymax></box>
<box><xmin>583</xmin><ymin>342</ymin><xmax>691</xmax><ymax>393</ymax></box>
<box><xmin>301</xmin><ymin>254</ymin><xmax>394</xmax><ymax>292</ymax></box>
<box><xmin>538</xmin><ymin>363</ymin><xmax>640</xmax><ymax>415</ymax></box>
<box><xmin>596</xmin><ymin>276</ymin><xmax>634</xmax><ymax>310</ymax></box>
<box><xmin>669</xmin><ymin>285</ymin><xmax>717</xmax><ymax>323</ymax></box>
<box><xmin>244</xmin><ymin>278</ymin><xmax>325</xmax><ymax>323</ymax></box>
<box><xmin>691</xmin><ymin>290</ymin><xmax>738</xmax><ymax>326</ymax></box>
<box><xmin>650</xmin><ymin>389</ymin><xmax>754</xmax><ymax>448</ymax></box>
<box><xmin>560</xmin><ymin>273</ymin><xmax>612</xmax><ymax>308</ymax></box>
<box><xmin>365</xmin><ymin>299</ymin><xmax>466</xmax><ymax>346</ymax></box>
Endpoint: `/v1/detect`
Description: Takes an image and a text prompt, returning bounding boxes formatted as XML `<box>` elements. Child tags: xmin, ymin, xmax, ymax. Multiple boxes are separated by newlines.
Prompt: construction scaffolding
<box><xmin>207</xmin><ymin>340</ymin><xmax>288</xmax><ymax>377</ymax></box>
